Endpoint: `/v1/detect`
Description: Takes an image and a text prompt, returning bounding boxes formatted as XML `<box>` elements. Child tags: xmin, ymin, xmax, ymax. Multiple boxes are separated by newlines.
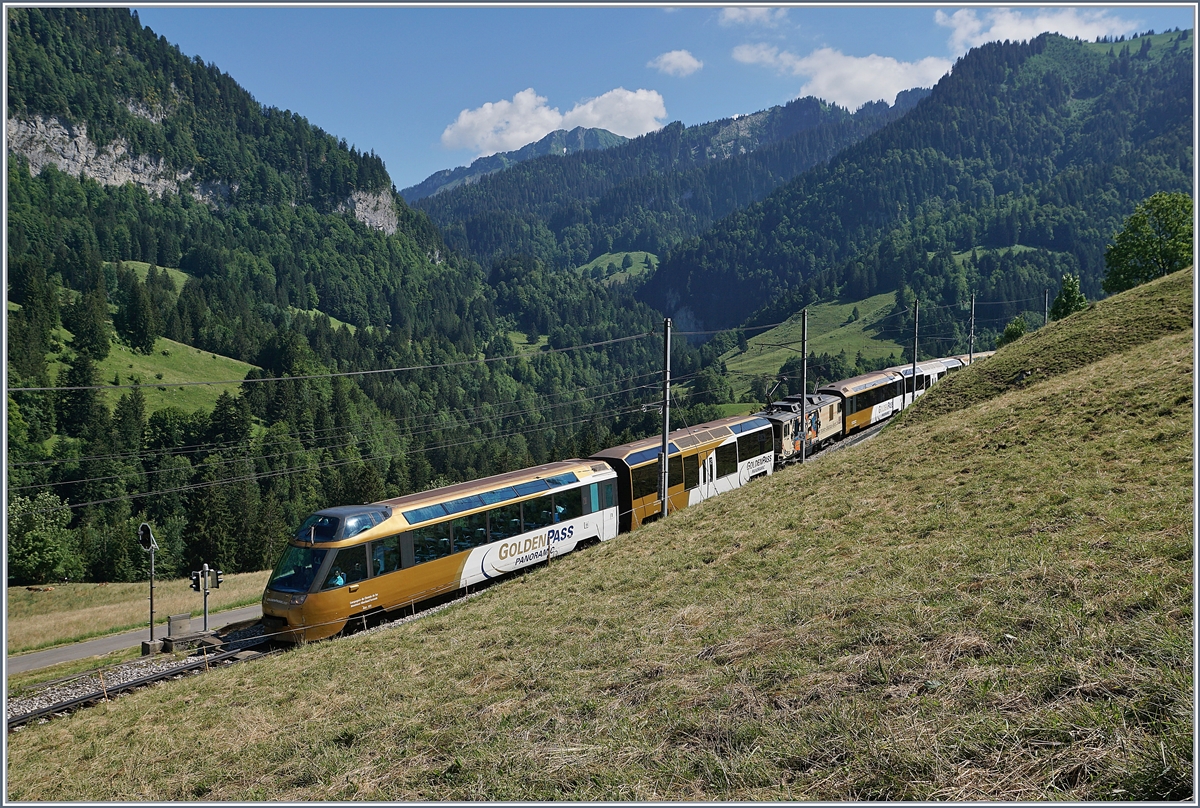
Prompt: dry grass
<box><xmin>5</xmin><ymin>283</ymin><xmax>1192</xmax><ymax>800</ymax></box>
<box><xmin>904</xmin><ymin>266</ymin><xmax>1192</xmax><ymax>426</ymax></box>
<box><xmin>6</xmin><ymin>570</ymin><xmax>270</xmax><ymax>654</ymax></box>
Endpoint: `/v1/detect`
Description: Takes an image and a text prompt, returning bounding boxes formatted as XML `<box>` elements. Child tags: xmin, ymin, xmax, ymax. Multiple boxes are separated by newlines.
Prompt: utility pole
<box><xmin>969</xmin><ymin>294</ymin><xmax>975</xmax><ymax>364</ymax></box>
<box><xmin>659</xmin><ymin>317</ymin><xmax>671</xmax><ymax>519</ymax></box>
<box><xmin>910</xmin><ymin>299</ymin><xmax>919</xmax><ymax>408</ymax></box>
<box><xmin>800</xmin><ymin>308</ymin><xmax>808</xmax><ymax>465</ymax></box>
<box><xmin>1044</xmin><ymin>289</ymin><xmax>1049</xmax><ymax>328</ymax></box>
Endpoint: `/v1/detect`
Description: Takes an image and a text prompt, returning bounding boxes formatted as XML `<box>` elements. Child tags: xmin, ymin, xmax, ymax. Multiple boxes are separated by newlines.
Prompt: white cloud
<box><xmin>719</xmin><ymin>7</ymin><xmax>788</xmax><ymax>27</ymax></box>
<box><xmin>732</xmin><ymin>43</ymin><xmax>803</xmax><ymax>73</ymax></box>
<box><xmin>561</xmin><ymin>88</ymin><xmax>668</xmax><ymax>134</ymax></box>
<box><xmin>734</xmin><ymin>44</ymin><xmax>951</xmax><ymax>109</ymax></box>
<box><xmin>442</xmin><ymin>87</ymin><xmax>667</xmax><ymax>157</ymax></box>
<box><xmin>935</xmin><ymin>7</ymin><xmax>1139</xmax><ymax>54</ymax></box>
<box><xmin>648</xmin><ymin>49</ymin><xmax>704</xmax><ymax>77</ymax></box>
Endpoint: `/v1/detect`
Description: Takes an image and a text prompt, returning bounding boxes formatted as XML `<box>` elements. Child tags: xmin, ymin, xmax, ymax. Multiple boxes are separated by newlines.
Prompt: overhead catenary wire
<box><xmin>11</xmin><ymin>374</ymin><xmax>688</xmax><ymax>493</ymax></box>
<box><xmin>10</xmin><ymin>331</ymin><xmax>658</xmax><ymax>394</ymax></box>
<box><xmin>26</xmin><ymin>397</ymin><xmax>661</xmax><ymax>515</ymax></box>
<box><xmin>11</xmin><ymin>368</ymin><xmax>685</xmax><ymax>470</ymax></box>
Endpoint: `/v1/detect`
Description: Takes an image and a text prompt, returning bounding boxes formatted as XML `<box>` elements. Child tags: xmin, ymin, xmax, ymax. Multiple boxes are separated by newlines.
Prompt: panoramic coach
<box><xmin>591</xmin><ymin>414</ymin><xmax>774</xmax><ymax>532</ymax></box>
<box><xmin>817</xmin><ymin>369</ymin><xmax>907</xmax><ymax>435</ymax></box>
<box><xmin>262</xmin><ymin>459</ymin><xmax>618</xmax><ymax>641</ymax></box>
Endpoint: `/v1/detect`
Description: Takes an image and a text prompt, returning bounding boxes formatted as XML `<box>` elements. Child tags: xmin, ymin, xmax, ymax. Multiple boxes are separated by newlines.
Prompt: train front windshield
<box><xmin>267</xmin><ymin>545</ymin><xmax>329</xmax><ymax>593</ymax></box>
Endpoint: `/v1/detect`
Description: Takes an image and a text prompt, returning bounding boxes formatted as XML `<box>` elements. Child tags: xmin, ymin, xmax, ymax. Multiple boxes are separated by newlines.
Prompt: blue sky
<box><xmin>133</xmin><ymin>5</ymin><xmax>1195</xmax><ymax>191</ymax></box>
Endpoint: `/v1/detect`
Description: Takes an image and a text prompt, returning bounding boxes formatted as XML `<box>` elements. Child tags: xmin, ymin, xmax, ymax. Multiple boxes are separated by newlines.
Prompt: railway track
<box><xmin>6</xmin><ymin>629</ymin><xmax>276</xmax><ymax>732</ymax></box>
<box><xmin>7</xmin><ymin>588</ymin><xmax>486</xmax><ymax>732</ymax></box>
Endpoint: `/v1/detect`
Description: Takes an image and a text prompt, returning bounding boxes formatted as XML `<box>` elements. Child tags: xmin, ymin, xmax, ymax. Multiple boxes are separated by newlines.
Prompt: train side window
<box><xmin>738</xmin><ymin>429</ymin><xmax>769</xmax><ymax>459</ymax></box>
<box><xmin>321</xmin><ymin>544</ymin><xmax>369</xmax><ymax>590</ymax></box>
<box><xmin>524</xmin><ymin>493</ymin><xmax>556</xmax><ymax>530</ymax></box>
<box><xmin>342</xmin><ymin>514</ymin><xmax>373</xmax><ymax>539</ymax></box>
<box><xmin>716</xmin><ymin>443</ymin><xmax>737</xmax><ymax>477</ymax></box>
<box><xmin>603</xmin><ymin>482</ymin><xmax>615</xmax><ymax>509</ymax></box>
<box><xmin>683</xmin><ymin>454</ymin><xmax>699</xmax><ymax>490</ymax></box>
<box><xmin>668</xmin><ymin>455</ymin><xmax>683</xmax><ymax>488</ymax></box>
<box><xmin>451</xmin><ymin>510</ymin><xmax>488</xmax><ymax>552</ymax></box>
<box><xmin>631</xmin><ymin>463</ymin><xmax>658</xmax><ymax>500</ymax></box>
<box><xmin>584</xmin><ymin>483</ymin><xmax>599</xmax><ymax>515</ymax></box>
<box><xmin>412</xmin><ymin>522</ymin><xmax>452</xmax><ymax>565</ymax></box>
<box><xmin>369</xmin><ymin>535</ymin><xmax>403</xmax><ymax>577</ymax></box>
<box><xmin>556</xmin><ymin>489</ymin><xmax>585</xmax><ymax>521</ymax></box>
<box><xmin>488</xmin><ymin>501</ymin><xmax>522</xmax><ymax>541</ymax></box>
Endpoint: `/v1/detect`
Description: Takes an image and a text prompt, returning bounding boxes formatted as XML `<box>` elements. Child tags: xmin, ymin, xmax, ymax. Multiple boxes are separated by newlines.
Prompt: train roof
<box><xmin>816</xmin><ymin>369</ymin><xmax>902</xmax><ymax>397</ymax></box>
<box><xmin>886</xmin><ymin>360</ymin><xmax>948</xmax><ymax>376</ymax></box>
<box><xmin>375</xmin><ymin>458</ymin><xmax>613</xmax><ymax>528</ymax></box>
<box><xmin>591</xmin><ymin>414</ymin><xmax>771</xmax><ymax>467</ymax></box>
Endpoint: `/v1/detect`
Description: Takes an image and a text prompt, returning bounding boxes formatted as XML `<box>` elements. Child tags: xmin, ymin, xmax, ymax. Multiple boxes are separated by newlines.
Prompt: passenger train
<box><xmin>262</xmin><ymin>352</ymin><xmax>992</xmax><ymax>641</ymax></box>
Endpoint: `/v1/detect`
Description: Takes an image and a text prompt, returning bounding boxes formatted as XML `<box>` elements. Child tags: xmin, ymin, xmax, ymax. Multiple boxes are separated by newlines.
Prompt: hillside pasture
<box><xmin>6</xmin><ymin>274</ymin><xmax>1191</xmax><ymax>801</ymax></box>
<box><xmin>722</xmin><ymin>291</ymin><xmax>906</xmax><ymax>395</ymax></box>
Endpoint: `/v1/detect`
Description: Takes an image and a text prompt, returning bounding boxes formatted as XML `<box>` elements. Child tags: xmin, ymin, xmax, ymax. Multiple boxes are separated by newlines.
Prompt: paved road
<box><xmin>6</xmin><ymin>604</ymin><xmax>263</xmax><ymax>676</ymax></box>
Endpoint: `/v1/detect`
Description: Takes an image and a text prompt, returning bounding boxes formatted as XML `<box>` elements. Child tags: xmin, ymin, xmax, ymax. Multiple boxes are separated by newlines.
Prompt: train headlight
<box><xmin>289</xmin><ymin>593</ymin><xmax>307</xmax><ymax>606</ymax></box>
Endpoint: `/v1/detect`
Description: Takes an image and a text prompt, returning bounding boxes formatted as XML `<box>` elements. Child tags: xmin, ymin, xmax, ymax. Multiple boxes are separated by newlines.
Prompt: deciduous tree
<box><xmin>1102</xmin><ymin>192</ymin><xmax>1194</xmax><ymax>294</ymax></box>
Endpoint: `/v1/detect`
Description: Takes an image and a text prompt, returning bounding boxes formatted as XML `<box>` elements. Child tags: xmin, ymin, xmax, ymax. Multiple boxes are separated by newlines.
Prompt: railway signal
<box><xmin>138</xmin><ymin>523</ymin><xmax>158</xmax><ymax>644</ymax></box>
<box><xmin>189</xmin><ymin>565</ymin><xmax>221</xmax><ymax>628</ymax></box>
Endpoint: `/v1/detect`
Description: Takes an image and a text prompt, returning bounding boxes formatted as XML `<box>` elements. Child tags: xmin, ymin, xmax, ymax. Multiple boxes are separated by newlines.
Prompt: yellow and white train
<box><xmin>262</xmin><ymin>352</ymin><xmax>988</xmax><ymax>641</ymax></box>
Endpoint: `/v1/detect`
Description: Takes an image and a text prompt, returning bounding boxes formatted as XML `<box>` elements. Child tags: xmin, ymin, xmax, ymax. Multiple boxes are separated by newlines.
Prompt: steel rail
<box><xmin>7</xmin><ymin>643</ymin><xmax>275</xmax><ymax>731</ymax></box>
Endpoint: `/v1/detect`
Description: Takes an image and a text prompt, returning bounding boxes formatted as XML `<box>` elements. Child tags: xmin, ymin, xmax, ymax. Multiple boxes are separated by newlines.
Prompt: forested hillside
<box><xmin>642</xmin><ymin>30</ymin><xmax>1193</xmax><ymax>345</ymax></box>
<box><xmin>6</xmin><ymin>8</ymin><xmax>723</xmax><ymax>586</ymax></box>
<box><xmin>414</xmin><ymin>90</ymin><xmax>928</xmax><ymax>268</ymax></box>
<box><xmin>7</xmin><ymin>7</ymin><xmax>389</xmax><ymax>211</ymax></box>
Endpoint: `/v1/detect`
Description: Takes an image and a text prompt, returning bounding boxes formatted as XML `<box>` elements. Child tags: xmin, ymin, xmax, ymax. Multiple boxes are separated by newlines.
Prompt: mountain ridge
<box><xmin>400</xmin><ymin>126</ymin><xmax>628</xmax><ymax>202</ymax></box>
<box><xmin>414</xmin><ymin>89</ymin><xmax>931</xmax><ymax>268</ymax></box>
<box><xmin>640</xmin><ymin>30</ymin><xmax>1193</xmax><ymax>338</ymax></box>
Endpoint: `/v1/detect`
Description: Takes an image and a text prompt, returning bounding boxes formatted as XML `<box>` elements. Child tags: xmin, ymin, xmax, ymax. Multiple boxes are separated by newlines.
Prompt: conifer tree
<box><xmin>71</xmin><ymin>268</ymin><xmax>112</xmax><ymax>360</ymax></box>
<box><xmin>56</xmin><ymin>352</ymin><xmax>103</xmax><ymax>438</ymax></box>
<box><xmin>1049</xmin><ymin>273</ymin><xmax>1088</xmax><ymax>320</ymax></box>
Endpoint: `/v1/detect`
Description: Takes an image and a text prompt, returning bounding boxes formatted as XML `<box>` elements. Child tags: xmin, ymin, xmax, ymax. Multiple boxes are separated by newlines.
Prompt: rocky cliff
<box><xmin>7</xmin><ymin>114</ymin><xmax>230</xmax><ymax>205</ymax></box>
<box><xmin>8</xmin><ymin>114</ymin><xmax>397</xmax><ymax>234</ymax></box>
<box><xmin>336</xmin><ymin>189</ymin><xmax>399</xmax><ymax>235</ymax></box>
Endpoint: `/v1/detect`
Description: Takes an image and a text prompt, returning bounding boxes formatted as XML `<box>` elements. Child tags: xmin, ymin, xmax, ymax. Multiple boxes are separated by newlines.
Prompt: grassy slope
<box><xmin>903</xmin><ymin>267</ymin><xmax>1193</xmax><ymax>427</ymax></box>
<box><xmin>108</xmin><ymin>261</ymin><xmax>192</xmax><ymax>300</ymax></box>
<box><xmin>45</xmin><ymin>264</ymin><xmax>258</xmax><ymax>415</ymax></box>
<box><xmin>5</xmin><ymin>275</ymin><xmax>1192</xmax><ymax>801</ymax></box>
<box><xmin>576</xmin><ymin>251</ymin><xmax>658</xmax><ymax>287</ymax></box>
<box><xmin>722</xmin><ymin>292</ymin><xmax>907</xmax><ymax>396</ymax></box>
<box><xmin>88</xmin><ymin>337</ymin><xmax>258</xmax><ymax>414</ymax></box>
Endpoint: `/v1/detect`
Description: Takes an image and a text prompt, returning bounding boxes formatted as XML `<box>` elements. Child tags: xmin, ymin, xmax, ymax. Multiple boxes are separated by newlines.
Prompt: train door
<box><xmin>587</xmin><ymin>479</ymin><xmax>618</xmax><ymax>541</ymax></box>
<box><xmin>312</xmin><ymin>543</ymin><xmax>374</xmax><ymax>634</ymax></box>
<box><xmin>601</xmin><ymin>480</ymin><xmax>617</xmax><ymax>539</ymax></box>
<box><xmin>700</xmin><ymin>449</ymin><xmax>717</xmax><ymax>502</ymax></box>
